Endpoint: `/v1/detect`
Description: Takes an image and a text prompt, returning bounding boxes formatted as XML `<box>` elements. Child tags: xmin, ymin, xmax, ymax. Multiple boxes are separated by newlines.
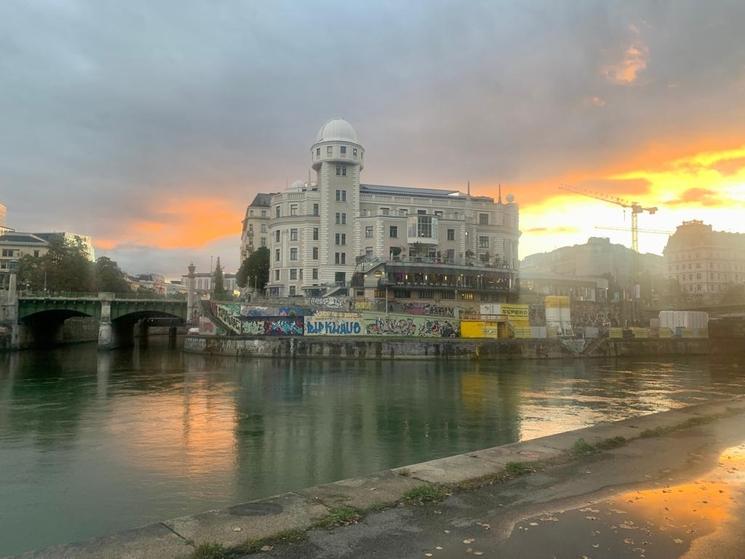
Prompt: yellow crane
<box><xmin>559</xmin><ymin>185</ymin><xmax>658</xmax><ymax>252</ymax></box>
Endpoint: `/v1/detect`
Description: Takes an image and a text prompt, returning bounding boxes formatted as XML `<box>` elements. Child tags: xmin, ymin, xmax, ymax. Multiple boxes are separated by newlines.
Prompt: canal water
<box><xmin>0</xmin><ymin>341</ymin><xmax>744</xmax><ymax>555</ymax></box>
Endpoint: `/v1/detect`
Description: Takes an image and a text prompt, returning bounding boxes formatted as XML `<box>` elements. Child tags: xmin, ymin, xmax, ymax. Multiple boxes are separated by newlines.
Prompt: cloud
<box><xmin>667</xmin><ymin>188</ymin><xmax>724</xmax><ymax>207</ymax></box>
<box><xmin>525</xmin><ymin>226</ymin><xmax>580</xmax><ymax>234</ymax></box>
<box><xmin>601</xmin><ymin>25</ymin><xmax>649</xmax><ymax>85</ymax></box>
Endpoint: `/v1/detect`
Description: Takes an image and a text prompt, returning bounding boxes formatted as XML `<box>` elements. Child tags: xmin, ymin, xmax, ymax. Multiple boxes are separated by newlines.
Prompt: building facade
<box><xmin>664</xmin><ymin>220</ymin><xmax>745</xmax><ymax>299</ymax></box>
<box><xmin>0</xmin><ymin>232</ymin><xmax>50</xmax><ymax>272</ymax></box>
<box><xmin>179</xmin><ymin>271</ymin><xmax>238</xmax><ymax>295</ymax></box>
<box><xmin>240</xmin><ymin>193</ymin><xmax>273</xmax><ymax>262</ymax></box>
<box><xmin>258</xmin><ymin>119</ymin><xmax>520</xmax><ymax>303</ymax></box>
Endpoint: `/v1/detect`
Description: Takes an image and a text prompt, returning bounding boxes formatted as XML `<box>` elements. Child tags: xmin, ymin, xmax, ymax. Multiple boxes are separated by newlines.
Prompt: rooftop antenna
<box><xmin>498</xmin><ymin>184</ymin><xmax>503</xmax><ymax>204</ymax></box>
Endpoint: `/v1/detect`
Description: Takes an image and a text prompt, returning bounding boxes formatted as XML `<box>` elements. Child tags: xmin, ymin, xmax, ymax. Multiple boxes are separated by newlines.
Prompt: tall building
<box><xmin>0</xmin><ymin>202</ymin><xmax>9</xmax><ymax>233</ymax></box>
<box><xmin>256</xmin><ymin>119</ymin><xmax>520</xmax><ymax>303</ymax></box>
<box><xmin>32</xmin><ymin>232</ymin><xmax>95</xmax><ymax>261</ymax></box>
<box><xmin>240</xmin><ymin>193</ymin><xmax>273</xmax><ymax>262</ymax></box>
<box><xmin>664</xmin><ymin>220</ymin><xmax>745</xmax><ymax>299</ymax></box>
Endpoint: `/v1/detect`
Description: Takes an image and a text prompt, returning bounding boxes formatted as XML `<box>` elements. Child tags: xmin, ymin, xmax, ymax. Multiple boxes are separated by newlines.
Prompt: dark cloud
<box><xmin>2</xmin><ymin>0</ymin><xmax>745</xmax><ymax>274</ymax></box>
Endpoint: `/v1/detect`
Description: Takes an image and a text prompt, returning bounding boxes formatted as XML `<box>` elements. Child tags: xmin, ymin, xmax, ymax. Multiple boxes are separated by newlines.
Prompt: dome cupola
<box><xmin>311</xmin><ymin>118</ymin><xmax>364</xmax><ymax>171</ymax></box>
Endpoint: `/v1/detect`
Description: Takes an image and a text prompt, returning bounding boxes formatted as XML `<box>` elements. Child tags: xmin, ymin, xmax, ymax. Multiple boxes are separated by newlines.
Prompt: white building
<box><xmin>259</xmin><ymin>119</ymin><xmax>520</xmax><ymax>304</ymax></box>
<box><xmin>240</xmin><ymin>193</ymin><xmax>273</xmax><ymax>262</ymax></box>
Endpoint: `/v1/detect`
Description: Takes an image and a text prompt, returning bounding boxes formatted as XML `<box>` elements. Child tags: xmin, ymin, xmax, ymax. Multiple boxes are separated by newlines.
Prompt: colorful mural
<box><xmin>305</xmin><ymin>319</ymin><xmax>363</xmax><ymax>336</ymax></box>
<box><xmin>364</xmin><ymin>314</ymin><xmax>459</xmax><ymax>338</ymax></box>
<box><xmin>240</xmin><ymin>317</ymin><xmax>304</xmax><ymax>336</ymax></box>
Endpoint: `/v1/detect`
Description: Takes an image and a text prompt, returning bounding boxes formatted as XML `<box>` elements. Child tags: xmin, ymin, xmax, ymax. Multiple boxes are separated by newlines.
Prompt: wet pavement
<box><xmin>251</xmin><ymin>414</ymin><xmax>745</xmax><ymax>559</ymax></box>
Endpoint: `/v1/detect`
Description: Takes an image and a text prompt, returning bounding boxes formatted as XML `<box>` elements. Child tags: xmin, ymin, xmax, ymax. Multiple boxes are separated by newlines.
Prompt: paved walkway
<box><xmin>250</xmin><ymin>412</ymin><xmax>745</xmax><ymax>559</ymax></box>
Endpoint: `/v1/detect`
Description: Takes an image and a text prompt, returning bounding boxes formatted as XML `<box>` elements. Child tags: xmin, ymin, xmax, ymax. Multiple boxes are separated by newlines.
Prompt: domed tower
<box><xmin>310</xmin><ymin>119</ymin><xmax>364</xmax><ymax>290</ymax></box>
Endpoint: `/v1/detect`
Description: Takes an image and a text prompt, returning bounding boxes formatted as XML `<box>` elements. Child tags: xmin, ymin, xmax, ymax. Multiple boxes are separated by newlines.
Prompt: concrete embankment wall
<box><xmin>183</xmin><ymin>334</ymin><xmax>710</xmax><ymax>360</ymax></box>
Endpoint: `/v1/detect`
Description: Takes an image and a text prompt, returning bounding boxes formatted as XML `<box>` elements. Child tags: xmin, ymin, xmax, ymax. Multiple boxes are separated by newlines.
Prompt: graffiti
<box><xmin>240</xmin><ymin>317</ymin><xmax>304</xmax><ymax>336</ymax></box>
<box><xmin>306</xmin><ymin>319</ymin><xmax>363</xmax><ymax>336</ymax></box>
<box><xmin>363</xmin><ymin>314</ymin><xmax>459</xmax><ymax>337</ymax></box>
<box><xmin>308</xmin><ymin>297</ymin><xmax>347</xmax><ymax>310</ymax></box>
<box><xmin>397</xmin><ymin>302</ymin><xmax>456</xmax><ymax>317</ymax></box>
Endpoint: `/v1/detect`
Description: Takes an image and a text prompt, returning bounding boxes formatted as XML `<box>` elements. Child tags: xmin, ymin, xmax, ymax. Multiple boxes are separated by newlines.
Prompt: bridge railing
<box><xmin>18</xmin><ymin>290</ymin><xmax>185</xmax><ymax>301</ymax></box>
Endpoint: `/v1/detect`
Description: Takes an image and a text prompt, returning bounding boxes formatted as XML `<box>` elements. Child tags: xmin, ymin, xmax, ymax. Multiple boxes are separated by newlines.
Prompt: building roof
<box><xmin>316</xmin><ymin>119</ymin><xmax>359</xmax><ymax>143</ymax></box>
<box><xmin>249</xmin><ymin>193</ymin><xmax>274</xmax><ymax>207</ymax></box>
<box><xmin>361</xmin><ymin>183</ymin><xmax>494</xmax><ymax>202</ymax></box>
<box><xmin>0</xmin><ymin>232</ymin><xmax>48</xmax><ymax>245</ymax></box>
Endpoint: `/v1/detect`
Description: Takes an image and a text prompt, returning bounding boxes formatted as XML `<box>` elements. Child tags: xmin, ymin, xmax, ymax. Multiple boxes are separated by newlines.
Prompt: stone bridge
<box><xmin>14</xmin><ymin>293</ymin><xmax>187</xmax><ymax>350</ymax></box>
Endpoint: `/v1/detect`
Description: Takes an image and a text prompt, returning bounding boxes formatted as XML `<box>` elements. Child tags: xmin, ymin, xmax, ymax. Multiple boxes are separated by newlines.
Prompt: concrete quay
<box><xmin>11</xmin><ymin>396</ymin><xmax>745</xmax><ymax>559</ymax></box>
<box><xmin>183</xmin><ymin>334</ymin><xmax>710</xmax><ymax>360</ymax></box>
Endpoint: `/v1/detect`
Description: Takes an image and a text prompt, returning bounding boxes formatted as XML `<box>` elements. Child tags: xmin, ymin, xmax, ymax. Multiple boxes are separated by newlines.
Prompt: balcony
<box><xmin>407</xmin><ymin>215</ymin><xmax>439</xmax><ymax>245</ymax></box>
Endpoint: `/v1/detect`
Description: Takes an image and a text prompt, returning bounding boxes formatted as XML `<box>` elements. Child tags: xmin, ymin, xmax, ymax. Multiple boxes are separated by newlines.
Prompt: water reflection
<box><xmin>1</xmin><ymin>343</ymin><xmax>745</xmax><ymax>554</ymax></box>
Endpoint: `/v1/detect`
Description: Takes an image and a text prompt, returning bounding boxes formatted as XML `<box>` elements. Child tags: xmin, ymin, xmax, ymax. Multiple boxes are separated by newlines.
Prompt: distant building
<box><xmin>0</xmin><ymin>232</ymin><xmax>49</xmax><ymax>272</ymax></box>
<box><xmin>521</xmin><ymin>237</ymin><xmax>665</xmax><ymax>291</ymax></box>
<box><xmin>251</xmin><ymin>118</ymin><xmax>520</xmax><ymax>304</ymax></box>
<box><xmin>0</xmin><ymin>202</ymin><xmax>9</xmax><ymax>234</ymax></box>
<box><xmin>664</xmin><ymin>220</ymin><xmax>745</xmax><ymax>299</ymax></box>
<box><xmin>240</xmin><ymin>193</ymin><xmax>273</xmax><ymax>262</ymax></box>
<box><xmin>520</xmin><ymin>270</ymin><xmax>609</xmax><ymax>303</ymax></box>
<box><xmin>180</xmin><ymin>271</ymin><xmax>238</xmax><ymax>295</ymax></box>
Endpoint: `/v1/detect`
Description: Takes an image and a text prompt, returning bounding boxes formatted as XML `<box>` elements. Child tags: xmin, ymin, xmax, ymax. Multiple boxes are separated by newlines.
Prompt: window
<box><xmin>365</xmin><ymin>247</ymin><xmax>373</xmax><ymax>258</ymax></box>
<box><xmin>260</xmin><ymin>237</ymin><xmax>266</xmax><ymax>247</ymax></box>
<box><xmin>335</xmin><ymin>212</ymin><xmax>340</xmax><ymax>224</ymax></box>
<box><xmin>341</xmin><ymin>213</ymin><xmax>347</xmax><ymax>224</ymax></box>
<box><xmin>417</xmin><ymin>215</ymin><xmax>433</xmax><ymax>238</ymax></box>
<box><xmin>479</xmin><ymin>213</ymin><xmax>489</xmax><ymax>225</ymax></box>
<box><xmin>312</xmin><ymin>247</ymin><xmax>319</xmax><ymax>259</ymax></box>
<box><xmin>299</xmin><ymin>269</ymin><xmax>303</xmax><ymax>280</ymax></box>
<box><xmin>261</xmin><ymin>224</ymin><xmax>267</xmax><ymax>233</ymax></box>
<box><xmin>275</xmin><ymin>249</ymin><xmax>280</xmax><ymax>262</ymax></box>
<box><xmin>275</xmin><ymin>206</ymin><xmax>281</xmax><ymax>218</ymax></box>
<box><xmin>290</xmin><ymin>204</ymin><xmax>298</xmax><ymax>216</ymax></box>
<box><xmin>365</xmin><ymin>226</ymin><xmax>373</xmax><ymax>238</ymax></box>
<box><xmin>447</xmin><ymin>229</ymin><xmax>455</xmax><ymax>241</ymax></box>
<box><xmin>434</xmin><ymin>210</ymin><xmax>443</xmax><ymax>217</ymax></box>
<box><xmin>340</xmin><ymin>146</ymin><xmax>347</xmax><ymax>154</ymax></box>
<box><xmin>335</xmin><ymin>252</ymin><xmax>346</xmax><ymax>265</ymax></box>
<box><xmin>313</xmin><ymin>227</ymin><xmax>319</xmax><ymax>240</ymax></box>
<box><xmin>274</xmin><ymin>269</ymin><xmax>280</xmax><ymax>281</ymax></box>
<box><xmin>290</xmin><ymin>269</ymin><xmax>297</xmax><ymax>280</ymax></box>
<box><xmin>313</xmin><ymin>203</ymin><xmax>319</xmax><ymax>216</ymax></box>
<box><xmin>479</xmin><ymin>236</ymin><xmax>489</xmax><ymax>248</ymax></box>
<box><xmin>335</xmin><ymin>233</ymin><xmax>346</xmax><ymax>245</ymax></box>
<box><xmin>380</xmin><ymin>207</ymin><xmax>390</xmax><ymax>216</ymax></box>
<box><xmin>341</xmin><ymin>253</ymin><xmax>346</xmax><ymax>264</ymax></box>
<box><xmin>316</xmin><ymin>147</ymin><xmax>320</xmax><ymax>157</ymax></box>
<box><xmin>312</xmin><ymin>268</ymin><xmax>318</xmax><ymax>280</ymax></box>
<box><xmin>261</xmin><ymin>210</ymin><xmax>267</xmax><ymax>217</ymax></box>
<box><xmin>399</xmin><ymin>208</ymin><xmax>408</xmax><ymax>216</ymax></box>
<box><xmin>249</xmin><ymin>210</ymin><xmax>254</xmax><ymax>216</ymax></box>
<box><xmin>290</xmin><ymin>228</ymin><xmax>298</xmax><ymax>241</ymax></box>
<box><xmin>353</xmin><ymin>148</ymin><xmax>357</xmax><ymax>156</ymax></box>
<box><xmin>336</xmin><ymin>189</ymin><xmax>347</xmax><ymax>202</ymax></box>
<box><xmin>389</xmin><ymin>225</ymin><xmax>398</xmax><ymax>238</ymax></box>
<box><xmin>336</xmin><ymin>165</ymin><xmax>341</xmax><ymax>176</ymax></box>
<box><xmin>417</xmin><ymin>209</ymin><xmax>427</xmax><ymax>215</ymax></box>
<box><xmin>327</xmin><ymin>146</ymin><xmax>332</xmax><ymax>156</ymax></box>
<box><xmin>275</xmin><ymin>230</ymin><xmax>280</xmax><ymax>242</ymax></box>
<box><xmin>290</xmin><ymin>248</ymin><xmax>298</xmax><ymax>261</ymax></box>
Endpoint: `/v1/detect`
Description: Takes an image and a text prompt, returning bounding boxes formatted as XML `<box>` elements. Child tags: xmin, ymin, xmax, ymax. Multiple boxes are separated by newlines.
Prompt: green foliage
<box><xmin>95</xmin><ymin>256</ymin><xmax>131</xmax><ymax>293</ymax></box>
<box><xmin>236</xmin><ymin>246</ymin><xmax>269</xmax><ymax>290</ymax></box>
<box><xmin>315</xmin><ymin>506</ymin><xmax>362</xmax><ymax>529</ymax></box>
<box><xmin>17</xmin><ymin>236</ymin><xmax>95</xmax><ymax>292</ymax></box>
<box><xmin>570</xmin><ymin>438</ymin><xmax>597</xmax><ymax>456</ymax></box>
<box><xmin>212</xmin><ymin>257</ymin><xmax>227</xmax><ymax>299</ymax></box>
<box><xmin>189</xmin><ymin>542</ymin><xmax>229</xmax><ymax>559</ymax></box>
<box><xmin>239</xmin><ymin>528</ymin><xmax>307</xmax><ymax>554</ymax></box>
<box><xmin>402</xmin><ymin>484</ymin><xmax>449</xmax><ymax>505</ymax></box>
<box><xmin>504</xmin><ymin>462</ymin><xmax>534</xmax><ymax>476</ymax></box>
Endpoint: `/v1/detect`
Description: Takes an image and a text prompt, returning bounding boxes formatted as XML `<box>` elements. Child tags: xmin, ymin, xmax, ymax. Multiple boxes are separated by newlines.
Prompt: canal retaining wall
<box><xmin>183</xmin><ymin>334</ymin><xmax>710</xmax><ymax>360</ymax></box>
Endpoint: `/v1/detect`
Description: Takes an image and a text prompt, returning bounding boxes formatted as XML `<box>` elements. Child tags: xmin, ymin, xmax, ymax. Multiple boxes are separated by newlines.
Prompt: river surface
<box><xmin>1</xmin><ymin>341</ymin><xmax>744</xmax><ymax>555</ymax></box>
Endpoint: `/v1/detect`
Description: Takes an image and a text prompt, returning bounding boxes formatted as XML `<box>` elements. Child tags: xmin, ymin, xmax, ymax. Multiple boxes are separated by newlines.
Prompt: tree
<box><xmin>95</xmin><ymin>256</ymin><xmax>131</xmax><ymax>293</ymax></box>
<box><xmin>212</xmin><ymin>257</ymin><xmax>227</xmax><ymax>299</ymax></box>
<box><xmin>17</xmin><ymin>236</ymin><xmax>95</xmax><ymax>292</ymax></box>
<box><xmin>236</xmin><ymin>247</ymin><xmax>269</xmax><ymax>291</ymax></box>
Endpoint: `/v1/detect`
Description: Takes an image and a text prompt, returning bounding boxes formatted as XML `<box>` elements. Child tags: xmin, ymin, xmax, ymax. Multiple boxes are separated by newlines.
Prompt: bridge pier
<box><xmin>97</xmin><ymin>293</ymin><xmax>117</xmax><ymax>351</ymax></box>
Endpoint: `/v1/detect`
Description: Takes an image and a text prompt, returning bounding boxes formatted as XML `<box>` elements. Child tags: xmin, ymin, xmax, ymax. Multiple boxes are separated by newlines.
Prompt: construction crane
<box><xmin>594</xmin><ymin>226</ymin><xmax>671</xmax><ymax>235</ymax></box>
<box><xmin>559</xmin><ymin>185</ymin><xmax>658</xmax><ymax>252</ymax></box>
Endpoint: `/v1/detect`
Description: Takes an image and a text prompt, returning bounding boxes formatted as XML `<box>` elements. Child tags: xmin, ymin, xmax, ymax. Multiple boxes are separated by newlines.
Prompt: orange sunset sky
<box><xmin>3</xmin><ymin>1</ymin><xmax>745</xmax><ymax>275</ymax></box>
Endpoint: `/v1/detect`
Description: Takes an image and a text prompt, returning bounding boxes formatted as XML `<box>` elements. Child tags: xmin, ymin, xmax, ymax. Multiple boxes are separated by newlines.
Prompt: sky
<box><xmin>2</xmin><ymin>0</ymin><xmax>745</xmax><ymax>277</ymax></box>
